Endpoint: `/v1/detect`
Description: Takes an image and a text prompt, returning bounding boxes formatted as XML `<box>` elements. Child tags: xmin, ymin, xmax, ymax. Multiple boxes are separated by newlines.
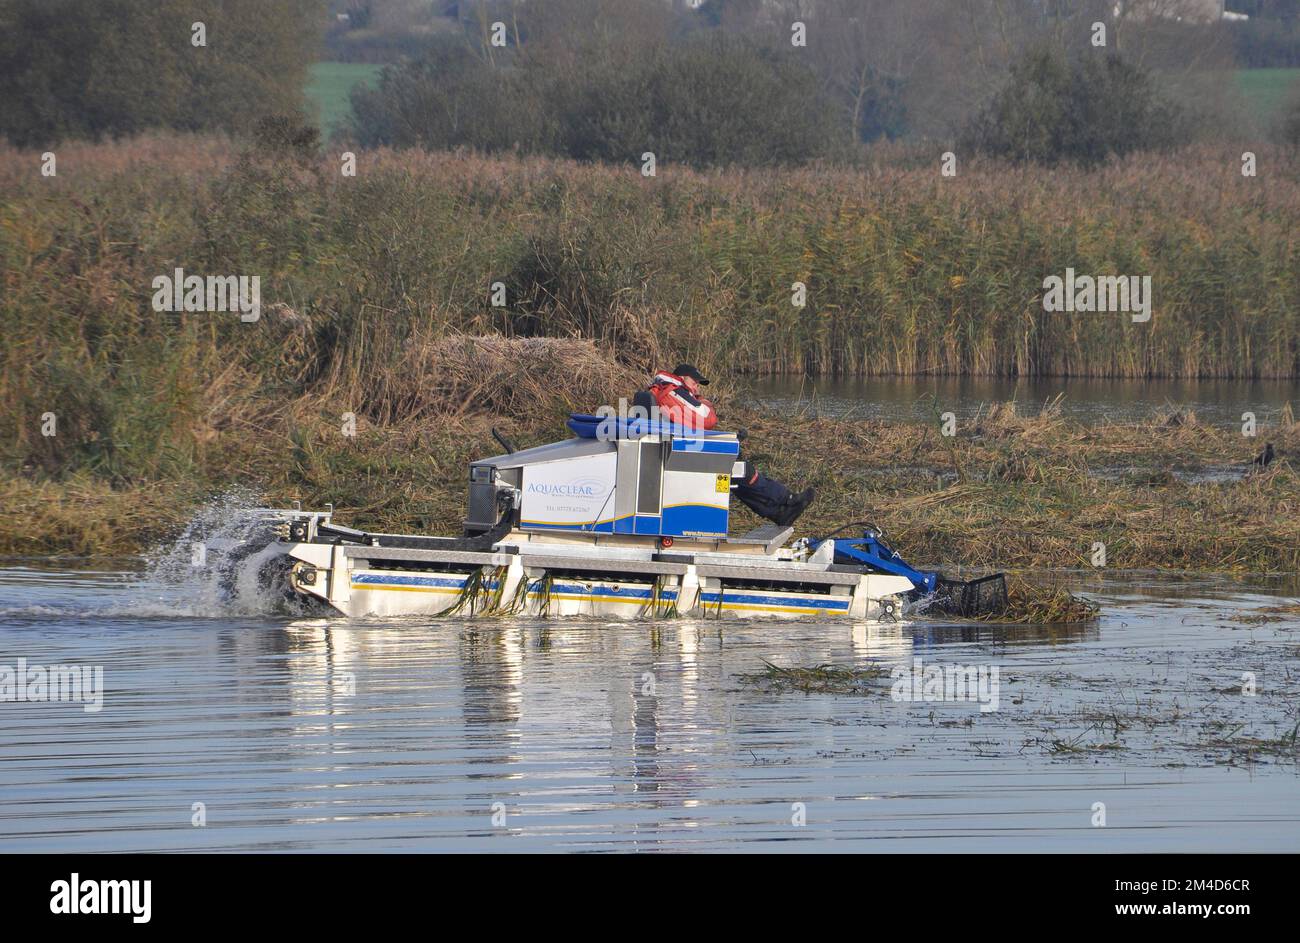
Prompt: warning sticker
<box><xmin>715</xmin><ymin>474</ymin><xmax>731</xmax><ymax>492</ymax></box>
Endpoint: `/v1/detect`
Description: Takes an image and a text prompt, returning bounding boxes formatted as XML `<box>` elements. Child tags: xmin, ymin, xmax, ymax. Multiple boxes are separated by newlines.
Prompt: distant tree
<box><xmin>349</xmin><ymin>36</ymin><xmax>550</xmax><ymax>150</ymax></box>
<box><xmin>1227</xmin><ymin>15</ymin><xmax>1300</xmax><ymax>68</ymax></box>
<box><xmin>351</xmin><ymin>25</ymin><xmax>840</xmax><ymax>167</ymax></box>
<box><xmin>810</xmin><ymin>0</ymin><xmax>921</xmax><ymax>142</ymax></box>
<box><xmin>345</xmin><ymin>2</ymin><xmax>374</xmax><ymax>30</ymax></box>
<box><xmin>962</xmin><ymin>48</ymin><xmax>1184</xmax><ymax>166</ymax></box>
<box><xmin>1231</xmin><ymin>0</ymin><xmax>1300</xmax><ymax>14</ymax></box>
<box><xmin>0</xmin><ymin>0</ymin><xmax>325</xmax><ymax>147</ymax></box>
<box><xmin>551</xmin><ymin>34</ymin><xmax>840</xmax><ymax>166</ymax></box>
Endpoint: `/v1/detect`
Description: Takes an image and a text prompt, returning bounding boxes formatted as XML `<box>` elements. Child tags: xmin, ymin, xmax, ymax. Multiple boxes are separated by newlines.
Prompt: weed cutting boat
<box><xmin>223</xmin><ymin>414</ymin><xmax>1005</xmax><ymax>620</ymax></box>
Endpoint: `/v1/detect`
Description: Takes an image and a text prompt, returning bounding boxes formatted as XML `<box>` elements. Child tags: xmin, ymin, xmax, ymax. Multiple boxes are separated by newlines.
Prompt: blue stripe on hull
<box><xmin>347</xmin><ymin>573</ymin><xmax>854</xmax><ymax>616</ymax></box>
<box><xmin>352</xmin><ymin>573</ymin><xmax>468</xmax><ymax>589</ymax></box>
<box><xmin>542</xmin><ymin>583</ymin><xmax>678</xmax><ymax>600</ymax></box>
<box><xmin>700</xmin><ymin>591</ymin><xmax>850</xmax><ymax>611</ymax></box>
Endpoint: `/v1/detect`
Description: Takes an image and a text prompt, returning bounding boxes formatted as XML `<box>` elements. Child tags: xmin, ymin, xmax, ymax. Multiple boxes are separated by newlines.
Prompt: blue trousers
<box><xmin>733</xmin><ymin>462</ymin><xmax>793</xmax><ymax>522</ymax></box>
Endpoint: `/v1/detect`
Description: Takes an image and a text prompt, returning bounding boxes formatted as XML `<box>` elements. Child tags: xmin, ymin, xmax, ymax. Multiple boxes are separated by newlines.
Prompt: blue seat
<box><xmin>567</xmin><ymin>413</ymin><xmax>734</xmax><ymax>440</ymax></box>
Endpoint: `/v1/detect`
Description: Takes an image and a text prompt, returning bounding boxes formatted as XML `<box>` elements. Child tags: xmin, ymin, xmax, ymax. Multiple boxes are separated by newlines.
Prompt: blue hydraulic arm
<box><xmin>811</xmin><ymin>531</ymin><xmax>939</xmax><ymax>595</ymax></box>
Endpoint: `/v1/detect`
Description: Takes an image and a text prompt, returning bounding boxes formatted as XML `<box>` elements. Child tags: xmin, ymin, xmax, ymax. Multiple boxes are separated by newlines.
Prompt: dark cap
<box><xmin>673</xmin><ymin>363</ymin><xmax>709</xmax><ymax>385</ymax></box>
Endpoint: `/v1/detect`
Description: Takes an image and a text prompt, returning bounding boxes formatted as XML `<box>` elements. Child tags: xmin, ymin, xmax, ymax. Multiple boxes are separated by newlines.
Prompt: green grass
<box><xmin>306</xmin><ymin>62</ymin><xmax>382</xmax><ymax>135</ymax></box>
<box><xmin>1235</xmin><ymin>67</ymin><xmax>1300</xmax><ymax>122</ymax></box>
<box><xmin>311</xmin><ymin>64</ymin><xmax>1293</xmax><ymax>139</ymax></box>
<box><xmin>309</xmin><ymin>63</ymin><xmax>1294</xmax><ymax>139</ymax></box>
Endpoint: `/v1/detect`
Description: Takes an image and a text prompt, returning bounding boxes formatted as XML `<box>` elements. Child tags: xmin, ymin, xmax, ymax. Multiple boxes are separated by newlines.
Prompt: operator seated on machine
<box><xmin>632</xmin><ymin>364</ymin><xmax>815</xmax><ymax>528</ymax></box>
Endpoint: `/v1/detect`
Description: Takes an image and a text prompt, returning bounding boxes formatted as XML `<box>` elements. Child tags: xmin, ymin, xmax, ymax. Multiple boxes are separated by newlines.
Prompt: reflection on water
<box><xmin>744</xmin><ymin>376</ymin><xmax>1300</xmax><ymax>425</ymax></box>
<box><xmin>0</xmin><ymin>566</ymin><xmax>1297</xmax><ymax>852</ymax></box>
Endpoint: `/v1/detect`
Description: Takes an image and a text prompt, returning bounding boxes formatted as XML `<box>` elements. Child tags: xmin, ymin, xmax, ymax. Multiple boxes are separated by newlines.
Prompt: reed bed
<box><xmin>2</xmin><ymin>140</ymin><xmax>1297</xmax><ymax>429</ymax></box>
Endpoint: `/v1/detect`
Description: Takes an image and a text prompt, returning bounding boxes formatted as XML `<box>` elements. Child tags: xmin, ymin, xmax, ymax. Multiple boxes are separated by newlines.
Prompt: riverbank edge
<box><xmin>3</xmin><ymin>405</ymin><xmax>1297</xmax><ymax>579</ymax></box>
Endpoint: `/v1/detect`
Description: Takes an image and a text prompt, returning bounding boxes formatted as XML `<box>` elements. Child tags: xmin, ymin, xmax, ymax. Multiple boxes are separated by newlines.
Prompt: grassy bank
<box><xmin>742</xmin><ymin>401</ymin><xmax>1300</xmax><ymax>575</ymax></box>
<box><xmin>3</xmin><ymin>359</ymin><xmax>1297</xmax><ymax>577</ymax></box>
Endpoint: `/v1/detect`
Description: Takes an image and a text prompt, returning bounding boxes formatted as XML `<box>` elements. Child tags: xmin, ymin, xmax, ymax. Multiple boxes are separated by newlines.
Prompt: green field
<box><xmin>308</xmin><ymin>62</ymin><xmax>1295</xmax><ymax>137</ymax></box>
<box><xmin>1236</xmin><ymin>67</ymin><xmax>1300</xmax><ymax>121</ymax></box>
<box><xmin>307</xmin><ymin>62</ymin><xmax>382</xmax><ymax>135</ymax></box>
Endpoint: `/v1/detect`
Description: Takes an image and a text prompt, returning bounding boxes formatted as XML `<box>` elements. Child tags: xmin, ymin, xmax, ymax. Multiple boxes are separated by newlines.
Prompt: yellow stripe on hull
<box><xmin>712</xmin><ymin>601</ymin><xmax>847</xmax><ymax>615</ymax></box>
<box><xmin>536</xmin><ymin>592</ymin><xmax>654</xmax><ymax>605</ymax></box>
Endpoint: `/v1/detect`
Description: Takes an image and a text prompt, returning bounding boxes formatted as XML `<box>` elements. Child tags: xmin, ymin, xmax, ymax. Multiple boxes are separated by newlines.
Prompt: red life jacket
<box><xmin>648</xmin><ymin>371</ymin><xmax>717</xmax><ymax>431</ymax></box>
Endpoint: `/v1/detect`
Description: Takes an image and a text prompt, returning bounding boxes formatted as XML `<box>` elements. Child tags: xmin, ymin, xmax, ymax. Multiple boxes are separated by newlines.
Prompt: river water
<box><xmin>743</xmin><ymin>376</ymin><xmax>1300</xmax><ymax>425</ymax></box>
<box><xmin>2</xmin><ymin>563</ymin><xmax>1297</xmax><ymax>852</ymax></box>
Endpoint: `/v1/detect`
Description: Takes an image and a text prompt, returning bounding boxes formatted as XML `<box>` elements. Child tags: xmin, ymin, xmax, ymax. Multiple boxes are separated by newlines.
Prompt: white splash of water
<box><xmin>903</xmin><ymin>593</ymin><xmax>940</xmax><ymax>618</ymax></box>
<box><xmin>122</xmin><ymin>489</ymin><xmax>299</xmax><ymax>618</ymax></box>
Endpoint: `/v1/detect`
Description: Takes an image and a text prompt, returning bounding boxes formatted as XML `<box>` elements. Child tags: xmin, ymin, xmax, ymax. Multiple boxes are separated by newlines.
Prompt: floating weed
<box><xmin>527</xmin><ymin>572</ymin><xmax>555</xmax><ymax>619</ymax></box>
<box><xmin>1258</xmin><ymin>602</ymin><xmax>1300</xmax><ymax>616</ymax></box>
<box><xmin>736</xmin><ymin>660</ymin><xmax>890</xmax><ymax>694</ymax></box>
<box><xmin>1206</xmin><ymin>729</ymin><xmax>1300</xmax><ymax>764</ymax></box>
<box><xmin>439</xmin><ymin>565</ymin><xmax>516</xmax><ymax>617</ymax></box>
<box><xmin>499</xmin><ymin>570</ymin><xmax>533</xmax><ymax>615</ymax></box>
<box><xmin>646</xmin><ymin>574</ymin><xmax>680</xmax><ymax>620</ymax></box>
<box><xmin>966</xmin><ymin>578</ymin><xmax>1100</xmax><ymax>624</ymax></box>
<box><xmin>1231</xmin><ymin>612</ymin><xmax>1284</xmax><ymax>625</ymax></box>
<box><xmin>441</xmin><ymin>568</ymin><xmax>491</xmax><ymax>617</ymax></box>
<box><xmin>1028</xmin><ymin>728</ymin><xmax>1130</xmax><ymax>756</ymax></box>
<box><xmin>987</xmin><ymin>587</ymin><xmax>1100</xmax><ymax>624</ymax></box>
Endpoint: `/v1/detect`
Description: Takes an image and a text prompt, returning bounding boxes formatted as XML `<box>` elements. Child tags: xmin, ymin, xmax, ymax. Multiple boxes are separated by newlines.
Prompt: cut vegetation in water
<box><xmin>732</xmin><ymin>578</ymin><xmax>1300</xmax><ymax>775</ymax></box>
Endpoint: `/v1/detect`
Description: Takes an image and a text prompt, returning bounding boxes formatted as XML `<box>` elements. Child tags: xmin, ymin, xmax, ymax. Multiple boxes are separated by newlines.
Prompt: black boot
<box><xmin>734</xmin><ymin>470</ymin><xmax>792</xmax><ymax>522</ymax></box>
<box><xmin>773</xmin><ymin>488</ymin><xmax>815</xmax><ymax>527</ymax></box>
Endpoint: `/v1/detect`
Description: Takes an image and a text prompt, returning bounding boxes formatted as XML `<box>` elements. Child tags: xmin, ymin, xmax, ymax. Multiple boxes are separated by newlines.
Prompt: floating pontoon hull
<box><xmin>282</xmin><ymin>529</ymin><xmax>915</xmax><ymax>620</ymax></box>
